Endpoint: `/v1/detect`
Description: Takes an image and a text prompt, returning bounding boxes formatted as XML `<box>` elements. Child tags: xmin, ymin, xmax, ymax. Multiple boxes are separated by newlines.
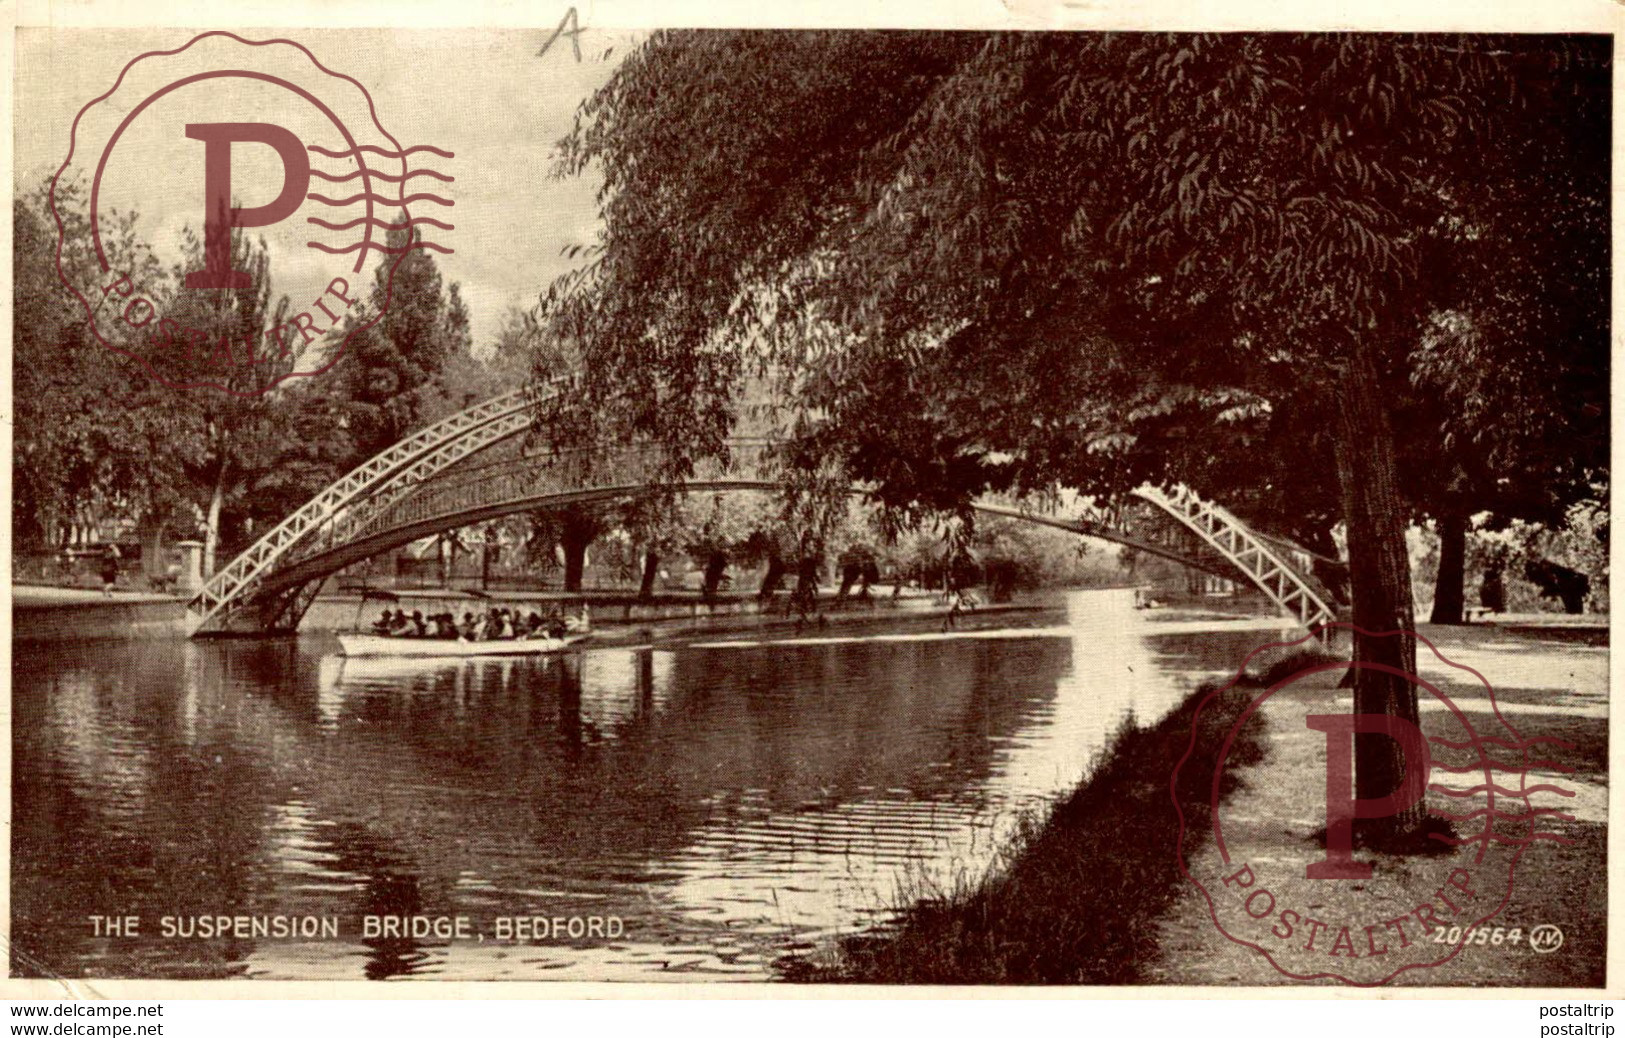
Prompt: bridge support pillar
<box><xmin>176</xmin><ymin>540</ymin><xmax>206</xmax><ymax>595</ymax></box>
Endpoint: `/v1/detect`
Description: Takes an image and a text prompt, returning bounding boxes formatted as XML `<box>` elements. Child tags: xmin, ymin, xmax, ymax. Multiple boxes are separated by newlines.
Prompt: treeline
<box><xmin>536</xmin><ymin>32</ymin><xmax>1611</xmax><ymax>630</ymax></box>
<box><xmin>18</xmin><ymin>182</ymin><xmax>1111</xmax><ymax>601</ymax></box>
<box><xmin>429</xmin><ymin>485</ymin><xmax>1134</xmax><ymax>603</ymax></box>
<box><xmin>12</xmin><ymin>182</ymin><xmax>517</xmax><ymax>580</ymax></box>
<box><xmin>16</xmin><ymin>155</ymin><xmax>1612</xmax><ymax>618</ymax></box>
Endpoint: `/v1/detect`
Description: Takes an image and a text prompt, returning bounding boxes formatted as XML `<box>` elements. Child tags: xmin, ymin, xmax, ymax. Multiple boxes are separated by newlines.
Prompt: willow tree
<box><xmin>541</xmin><ymin>31</ymin><xmax>1607</xmax><ymax>844</ymax></box>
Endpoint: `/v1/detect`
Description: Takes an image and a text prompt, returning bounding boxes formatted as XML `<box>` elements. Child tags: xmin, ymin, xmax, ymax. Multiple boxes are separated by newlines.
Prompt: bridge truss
<box><xmin>187</xmin><ymin>389</ymin><xmax>1338</xmax><ymax>635</ymax></box>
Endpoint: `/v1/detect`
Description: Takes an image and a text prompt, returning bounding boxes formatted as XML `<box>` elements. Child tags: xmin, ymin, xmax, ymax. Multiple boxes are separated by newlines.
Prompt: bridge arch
<box><xmin>187</xmin><ymin>388</ymin><xmax>1337</xmax><ymax>635</ymax></box>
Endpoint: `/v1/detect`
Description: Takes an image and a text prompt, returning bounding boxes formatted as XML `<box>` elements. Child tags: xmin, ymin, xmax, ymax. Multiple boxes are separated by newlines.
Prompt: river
<box><xmin>11</xmin><ymin>588</ymin><xmax>1298</xmax><ymax>981</ymax></box>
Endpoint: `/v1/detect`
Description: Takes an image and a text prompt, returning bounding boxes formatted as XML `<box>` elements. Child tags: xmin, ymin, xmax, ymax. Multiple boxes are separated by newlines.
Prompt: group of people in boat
<box><xmin>369</xmin><ymin>605</ymin><xmax>583</xmax><ymax>642</ymax></box>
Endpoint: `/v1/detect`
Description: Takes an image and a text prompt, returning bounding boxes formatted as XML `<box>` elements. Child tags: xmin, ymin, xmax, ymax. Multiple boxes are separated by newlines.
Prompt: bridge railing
<box><xmin>337</xmin><ymin>441</ymin><xmax>781</xmax><ymax>552</ymax></box>
<box><xmin>190</xmin><ymin>373</ymin><xmax>1342</xmax><ymax>636</ymax></box>
<box><xmin>187</xmin><ymin>382</ymin><xmax>560</xmax><ymax>632</ymax></box>
<box><xmin>325</xmin><ymin>449</ymin><xmax>1330</xmax><ymax>631</ymax></box>
<box><xmin>249</xmin><ymin>438</ymin><xmax>1338</xmax><ymax>635</ymax></box>
<box><xmin>1135</xmin><ymin>485</ymin><xmax>1337</xmax><ymax>629</ymax></box>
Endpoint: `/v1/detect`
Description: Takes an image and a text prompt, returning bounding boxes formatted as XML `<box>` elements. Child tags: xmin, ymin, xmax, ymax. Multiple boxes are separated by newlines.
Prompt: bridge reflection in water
<box><xmin>11</xmin><ymin>590</ymin><xmax>1296</xmax><ymax>980</ymax></box>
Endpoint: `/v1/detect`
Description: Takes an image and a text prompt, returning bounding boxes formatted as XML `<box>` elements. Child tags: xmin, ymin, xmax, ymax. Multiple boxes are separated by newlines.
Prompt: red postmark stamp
<box><xmin>1173</xmin><ymin>625</ymin><xmax>1576</xmax><ymax>985</ymax></box>
<box><xmin>50</xmin><ymin>30</ymin><xmax>454</xmax><ymax>396</ymax></box>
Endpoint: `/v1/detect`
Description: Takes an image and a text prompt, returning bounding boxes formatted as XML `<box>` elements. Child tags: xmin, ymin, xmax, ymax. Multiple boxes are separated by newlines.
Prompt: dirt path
<box><xmin>1147</xmin><ymin>622</ymin><xmax>1608</xmax><ymax>988</ymax></box>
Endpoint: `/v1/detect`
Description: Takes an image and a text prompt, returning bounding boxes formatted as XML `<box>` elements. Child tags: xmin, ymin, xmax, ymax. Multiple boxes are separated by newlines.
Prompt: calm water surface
<box><xmin>13</xmin><ymin>589</ymin><xmax>1295</xmax><ymax>980</ymax></box>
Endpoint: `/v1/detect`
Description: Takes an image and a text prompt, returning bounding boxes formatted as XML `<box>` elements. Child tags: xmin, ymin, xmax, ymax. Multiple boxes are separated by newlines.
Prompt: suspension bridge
<box><xmin>186</xmin><ymin>386</ymin><xmax>1340</xmax><ymax>636</ymax></box>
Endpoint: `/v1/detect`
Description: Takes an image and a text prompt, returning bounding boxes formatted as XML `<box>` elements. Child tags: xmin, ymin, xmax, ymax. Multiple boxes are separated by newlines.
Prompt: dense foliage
<box><xmin>12</xmin><ymin>187</ymin><xmax>495</xmax><ymax>575</ymax></box>
<box><xmin>539</xmin><ymin>31</ymin><xmax>1610</xmax><ymax>837</ymax></box>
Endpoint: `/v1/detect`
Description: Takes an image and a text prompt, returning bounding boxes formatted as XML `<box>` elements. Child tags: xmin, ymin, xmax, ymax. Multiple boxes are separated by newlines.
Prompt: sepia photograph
<box><xmin>5</xmin><ymin>9</ymin><xmax>1615</xmax><ymax>998</ymax></box>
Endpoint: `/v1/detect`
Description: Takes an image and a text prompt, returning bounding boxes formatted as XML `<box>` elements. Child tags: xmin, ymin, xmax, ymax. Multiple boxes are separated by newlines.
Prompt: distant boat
<box><xmin>337</xmin><ymin>632</ymin><xmax>591</xmax><ymax>658</ymax></box>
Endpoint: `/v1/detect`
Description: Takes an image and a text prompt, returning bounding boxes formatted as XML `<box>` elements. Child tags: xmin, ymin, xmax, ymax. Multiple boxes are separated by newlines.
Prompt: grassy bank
<box><xmin>791</xmin><ymin>651</ymin><xmax>1328</xmax><ymax>984</ymax></box>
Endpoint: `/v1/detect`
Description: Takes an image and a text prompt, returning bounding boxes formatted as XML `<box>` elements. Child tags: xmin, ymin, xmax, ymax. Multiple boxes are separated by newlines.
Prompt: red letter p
<box><xmin>185</xmin><ymin>123</ymin><xmax>310</xmax><ymax>289</ymax></box>
<box><xmin>1305</xmin><ymin>713</ymin><xmax>1431</xmax><ymax>880</ymax></box>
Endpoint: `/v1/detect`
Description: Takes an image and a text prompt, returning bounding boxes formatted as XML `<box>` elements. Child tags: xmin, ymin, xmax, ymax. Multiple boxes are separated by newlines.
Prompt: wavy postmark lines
<box><xmin>306</xmin><ymin>143</ymin><xmax>455</xmax><ymax>257</ymax></box>
<box><xmin>51</xmin><ymin>31</ymin><xmax>455</xmax><ymax>395</ymax></box>
<box><xmin>1172</xmin><ymin>625</ymin><xmax>1574</xmax><ymax>985</ymax></box>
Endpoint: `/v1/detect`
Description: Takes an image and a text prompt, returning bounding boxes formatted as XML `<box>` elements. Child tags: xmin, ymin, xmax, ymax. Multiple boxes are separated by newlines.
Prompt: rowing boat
<box><xmin>336</xmin><ymin>632</ymin><xmax>591</xmax><ymax>658</ymax></box>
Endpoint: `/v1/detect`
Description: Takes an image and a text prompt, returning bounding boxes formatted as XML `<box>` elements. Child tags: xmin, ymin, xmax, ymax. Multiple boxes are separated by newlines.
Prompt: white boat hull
<box><xmin>337</xmin><ymin>632</ymin><xmax>590</xmax><ymax>658</ymax></box>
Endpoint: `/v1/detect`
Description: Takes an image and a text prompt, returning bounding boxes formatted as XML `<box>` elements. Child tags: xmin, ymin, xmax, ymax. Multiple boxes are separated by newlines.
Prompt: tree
<box><xmin>160</xmin><ymin>222</ymin><xmax>303</xmax><ymax>575</ymax></box>
<box><xmin>541</xmin><ymin>32</ymin><xmax>1607</xmax><ymax>845</ymax></box>
<box><xmin>16</xmin><ymin>184</ymin><xmax>508</xmax><ymax>587</ymax></box>
<box><xmin>324</xmin><ymin>227</ymin><xmax>472</xmax><ymax>462</ymax></box>
<box><xmin>13</xmin><ymin>185</ymin><xmax>179</xmax><ymax>557</ymax></box>
<box><xmin>1396</xmin><ymin>82</ymin><xmax>1609</xmax><ymax>624</ymax></box>
<box><xmin>16</xmin><ymin>182</ymin><xmax>337</xmax><ymax>581</ymax></box>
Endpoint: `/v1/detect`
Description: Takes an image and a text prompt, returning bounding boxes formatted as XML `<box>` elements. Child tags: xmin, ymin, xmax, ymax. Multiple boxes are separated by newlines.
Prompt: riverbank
<box><xmin>791</xmin><ymin>647</ymin><xmax>1315</xmax><ymax>983</ymax></box>
<box><xmin>803</xmin><ymin>620</ymin><xmax>1608</xmax><ymax>986</ymax></box>
<box><xmin>1148</xmin><ymin>621</ymin><xmax>1608</xmax><ymax>987</ymax></box>
<box><xmin>11</xmin><ymin>585</ymin><xmax>188</xmax><ymax>640</ymax></box>
<box><xmin>9</xmin><ymin>580</ymin><xmax>1043</xmax><ymax>645</ymax></box>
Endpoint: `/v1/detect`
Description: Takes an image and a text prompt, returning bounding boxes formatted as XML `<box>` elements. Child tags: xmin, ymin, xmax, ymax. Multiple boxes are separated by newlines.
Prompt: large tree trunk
<box><xmin>139</xmin><ymin>445</ymin><xmax>169</xmax><ymax>585</ymax></box>
<box><xmin>791</xmin><ymin>554</ymin><xmax>821</xmax><ymax>614</ymax></box>
<box><xmin>1330</xmin><ymin>346</ymin><xmax>1424</xmax><ymax>842</ymax></box>
<box><xmin>758</xmin><ymin>556</ymin><xmax>786</xmax><ymax>599</ymax></box>
<box><xmin>558</xmin><ymin>509</ymin><xmax>599</xmax><ymax>593</ymax></box>
<box><xmin>701</xmin><ymin>550</ymin><xmax>728</xmax><ymax>598</ymax></box>
<box><xmin>836</xmin><ymin>563</ymin><xmax>858</xmax><ymax>600</ymax></box>
<box><xmin>562</xmin><ymin>540</ymin><xmax>588</xmax><ymax>592</ymax></box>
<box><xmin>202</xmin><ymin>464</ymin><xmax>227</xmax><ymax>579</ymax></box>
<box><xmin>797</xmin><ymin>556</ymin><xmax>821</xmax><ymax>593</ymax></box>
<box><xmin>639</xmin><ymin>551</ymin><xmax>660</xmax><ymax>598</ymax></box>
<box><xmin>1480</xmin><ymin>561</ymin><xmax>1507</xmax><ymax>613</ymax></box>
<box><xmin>139</xmin><ymin>516</ymin><xmax>166</xmax><ymax>584</ymax></box>
<box><xmin>1429</xmin><ymin>510</ymin><xmax>1468</xmax><ymax>625</ymax></box>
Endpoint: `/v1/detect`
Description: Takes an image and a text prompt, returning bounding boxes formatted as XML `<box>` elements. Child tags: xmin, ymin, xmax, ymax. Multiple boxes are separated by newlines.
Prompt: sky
<box><xmin>14</xmin><ymin>27</ymin><xmax>642</xmax><ymax>354</ymax></box>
